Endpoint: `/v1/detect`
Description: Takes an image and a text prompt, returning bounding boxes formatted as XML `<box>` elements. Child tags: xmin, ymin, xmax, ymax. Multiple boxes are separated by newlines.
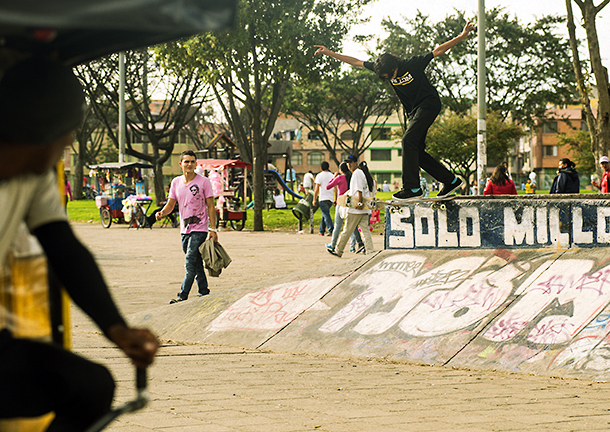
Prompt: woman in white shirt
<box><xmin>329</xmin><ymin>155</ymin><xmax>374</xmax><ymax>257</ymax></box>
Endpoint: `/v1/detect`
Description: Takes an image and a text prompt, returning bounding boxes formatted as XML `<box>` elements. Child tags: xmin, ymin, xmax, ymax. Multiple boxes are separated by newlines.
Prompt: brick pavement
<box><xmin>70</xmin><ymin>223</ymin><xmax>610</xmax><ymax>432</ymax></box>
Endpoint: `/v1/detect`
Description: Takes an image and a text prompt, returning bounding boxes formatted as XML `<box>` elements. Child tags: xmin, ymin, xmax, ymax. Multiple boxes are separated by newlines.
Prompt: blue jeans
<box><xmin>318</xmin><ymin>200</ymin><xmax>334</xmax><ymax>234</ymax></box>
<box><xmin>179</xmin><ymin>231</ymin><xmax>208</xmax><ymax>299</ymax></box>
<box><xmin>330</xmin><ymin>205</ymin><xmax>362</xmax><ymax>249</ymax></box>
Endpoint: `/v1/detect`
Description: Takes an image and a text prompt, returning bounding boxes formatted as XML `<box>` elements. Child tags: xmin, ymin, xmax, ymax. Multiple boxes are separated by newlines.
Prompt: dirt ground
<box><xmin>69</xmin><ymin>222</ymin><xmax>610</xmax><ymax>432</ymax></box>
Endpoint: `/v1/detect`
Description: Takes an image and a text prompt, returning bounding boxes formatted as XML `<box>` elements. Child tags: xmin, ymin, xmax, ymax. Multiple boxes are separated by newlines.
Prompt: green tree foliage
<box><xmin>283</xmin><ymin>68</ymin><xmax>393</xmax><ymax>164</ymax></box>
<box><xmin>376</xmin><ymin>9</ymin><xmax>576</xmax><ymax>127</ymax></box>
<box><xmin>557</xmin><ymin>130</ymin><xmax>596</xmax><ymax>175</ymax></box>
<box><xmin>426</xmin><ymin>112</ymin><xmax>523</xmax><ymax>191</ymax></box>
<box><xmin>77</xmin><ymin>50</ymin><xmax>210</xmax><ymax>203</ymax></box>
<box><xmin>565</xmin><ymin>0</ymin><xmax>610</xmax><ymax>174</ymax></box>
<box><xmin>164</xmin><ymin>0</ymin><xmax>371</xmax><ymax>231</ymax></box>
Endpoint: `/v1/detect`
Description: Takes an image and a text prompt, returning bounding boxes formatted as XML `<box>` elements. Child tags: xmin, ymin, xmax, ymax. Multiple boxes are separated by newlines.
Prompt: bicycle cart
<box><xmin>89</xmin><ymin>162</ymin><xmax>154</xmax><ymax>229</ymax></box>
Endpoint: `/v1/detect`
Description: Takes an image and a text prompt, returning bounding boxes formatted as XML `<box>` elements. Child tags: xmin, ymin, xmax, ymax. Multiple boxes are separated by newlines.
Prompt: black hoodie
<box><xmin>550</xmin><ymin>167</ymin><xmax>580</xmax><ymax>193</ymax></box>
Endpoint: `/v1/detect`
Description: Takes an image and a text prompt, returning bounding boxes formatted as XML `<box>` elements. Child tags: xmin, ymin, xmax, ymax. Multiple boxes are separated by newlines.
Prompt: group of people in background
<box><xmin>483</xmin><ymin>155</ymin><xmax>610</xmax><ymax>196</ymax></box>
<box><xmin>304</xmin><ymin>157</ymin><xmax>376</xmax><ymax>257</ymax></box>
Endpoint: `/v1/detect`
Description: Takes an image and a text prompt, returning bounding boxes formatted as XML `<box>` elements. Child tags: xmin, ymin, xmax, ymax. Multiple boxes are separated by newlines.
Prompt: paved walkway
<box><xmin>70</xmin><ymin>223</ymin><xmax>610</xmax><ymax>432</ymax></box>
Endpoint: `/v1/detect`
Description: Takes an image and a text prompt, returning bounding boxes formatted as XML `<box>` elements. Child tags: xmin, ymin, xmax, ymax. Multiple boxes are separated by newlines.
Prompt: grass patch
<box><xmin>67</xmin><ymin>199</ymin><xmax>100</xmax><ymax>223</ymax></box>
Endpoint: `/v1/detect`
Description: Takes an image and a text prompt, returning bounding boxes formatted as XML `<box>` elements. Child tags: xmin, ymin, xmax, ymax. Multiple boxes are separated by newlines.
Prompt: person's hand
<box><xmin>210</xmin><ymin>230</ymin><xmax>218</xmax><ymax>243</ymax></box>
<box><xmin>461</xmin><ymin>21</ymin><xmax>475</xmax><ymax>39</ymax></box>
<box><xmin>314</xmin><ymin>45</ymin><xmax>331</xmax><ymax>56</ymax></box>
<box><xmin>107</xmin><ymin>324</ymin><xmax>159</xmax><ymax>369</ymax></box>
<box><xmin>155</xmin><ymin>211</ymin><xmax>164</xmax><ymax>221</ymax></box>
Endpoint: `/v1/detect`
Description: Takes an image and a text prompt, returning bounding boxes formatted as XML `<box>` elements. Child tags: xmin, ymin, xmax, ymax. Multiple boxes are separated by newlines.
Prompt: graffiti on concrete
<box><xmin>319</xmin><ymin>254</ymin><xmax>610</xmax><ymax>348</ymax></box>
<box><xmin>386</xmin><ymin>200</ymin><xmax>610</xmax><ymax>249</ymax></box>
<box><xmin>208</xmin><ymin>277</ymin><xmax>342</xmax><ymax>331</ymax></box>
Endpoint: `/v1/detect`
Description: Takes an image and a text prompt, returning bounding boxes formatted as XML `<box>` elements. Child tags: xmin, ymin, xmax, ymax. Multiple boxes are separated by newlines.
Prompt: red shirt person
<box><xmin>592</xmin><ymin>156</ymin><xmax>610</xmax><ymax>193</ymax></box>
<box><xmin>484</xmin><ymin>164</ymin><xmax>517</xmax><ymax>195</ymax></box>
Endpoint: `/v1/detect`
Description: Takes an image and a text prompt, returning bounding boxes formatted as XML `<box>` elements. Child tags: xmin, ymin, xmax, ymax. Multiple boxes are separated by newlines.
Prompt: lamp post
<box><xmin>477</xmin><ymin>0</ymin><xmax>487</xmax><ymax>194</ymax></box>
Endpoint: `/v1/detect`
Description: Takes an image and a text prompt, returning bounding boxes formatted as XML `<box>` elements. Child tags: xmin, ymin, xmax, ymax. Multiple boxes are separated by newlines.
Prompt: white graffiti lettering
<box><xmin>484</xmin><ymin>260</ymin><xmax>610</xmax><ymax>344</ymax></box>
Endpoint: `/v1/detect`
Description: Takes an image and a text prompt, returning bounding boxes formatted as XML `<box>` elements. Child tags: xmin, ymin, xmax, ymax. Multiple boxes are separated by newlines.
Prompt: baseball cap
<box><xmin>343</xmin><ymin>155</ymin><xmax>358</xmax><ymax>163</ymax></box>
<box><xmin>0</xmin><ymin>57</ymin><xmax>85</xmax><ymax>145</ymax></box>
<box><xmin>600</xmin><ymin>156</ymin><xmax>610</xmax><ymax>163</ymax></box>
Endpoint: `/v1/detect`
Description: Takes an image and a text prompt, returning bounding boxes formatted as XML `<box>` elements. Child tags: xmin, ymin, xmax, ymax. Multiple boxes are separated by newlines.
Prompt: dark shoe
<box><xmin>392</xmin><ymin>189</ymin><xmax>423</xmax><ymax>201</ymax></box>
<box><xmin>438</xmin><ymin>178</ymin><xmax>463</xmax><ymax>197</ymax></box>
<box><xmin>326</xmin><ymin>244</ymin><xmax>335</xmax><ymax>253</ymax></box>
<box><xmin>169</xmin><ymin>297</ymin><xmax>185</xmax><ymax>304</ymax></box>
<box><xmin>356</xmin><ymin>245</ymin><xmax>366</xmax><ymax>254</ymax></box>
<box><xmin>327</xmin><ymin>248</ymin><xmax>342</xmax><ymax>258</ymax></box>
<box><xmin>198</xmin><ymin>289</ymin><xmax>210</xmax><ymax>297</ymax></box>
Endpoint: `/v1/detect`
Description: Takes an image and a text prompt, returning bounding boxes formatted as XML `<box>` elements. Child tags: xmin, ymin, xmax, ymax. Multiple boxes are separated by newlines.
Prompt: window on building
<box><xmin>371</xmin><ymin>127</ymin><xmax>391</xmax><ymax>141</ymax></box>
<box><xmin>377</xmin><ymin>173</ymin><xmax>392</xmax><ymax>185</ymax></box>
<box><xmin>308</xmin><ymin>130</ymin><xmax>324</xmax><ymax>140</ymax></box>
<box><xmin>340</xmin><ymin>130</ymin><xmax>356</xmax><ymax>141</ymax></box>
<box><xmin>543</xmin><ymin>145</ymin><xmax>558</xmax><ymax>157</ymax></box>
<box><xmin>307</xmin><ymin>151</ymin><xmax>325</xmax><ymax>165</ymax></box>
<box><xmin>397</xmin><ymin>149</ymin><xmax>402</xmax><ymax>157</ymax></box>
<box><xmin>370</xmin><ymin>149</ymin><xmax>392</xmax><ymax>161</ymax></box>
<box><xmin>542</xmin><ymin>122</ymin><xmax>558</xmax><ymax>133</ymax></box>
<box><xmin>292</xmin><ymin>151</ymin><xmax>302</xmax><ymax>166</ymax></box>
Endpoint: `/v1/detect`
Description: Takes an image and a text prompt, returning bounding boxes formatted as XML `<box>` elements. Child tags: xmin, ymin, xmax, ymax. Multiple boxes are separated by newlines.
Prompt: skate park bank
<box><xmin>131</xmin><ymin>194</ymin><xmax>610</xmax><ymax>382</ymax></box>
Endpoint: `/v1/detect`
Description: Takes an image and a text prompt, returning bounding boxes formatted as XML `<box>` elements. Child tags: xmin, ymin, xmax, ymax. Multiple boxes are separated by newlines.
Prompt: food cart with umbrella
<box><xmin>197</xmin><ymin>158</ymin><xmax>251</xmax><ymax>231</ymax></box>
<box><xmin>89</xmin><ymin>161</ymin><xmax>155</xmax><ymax>228</ymax></box>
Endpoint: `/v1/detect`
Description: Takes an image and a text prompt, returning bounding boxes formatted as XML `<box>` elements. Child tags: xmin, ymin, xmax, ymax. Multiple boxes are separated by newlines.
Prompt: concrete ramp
<box><xmin>130</xmin><ymin>196</ymin><xmax>610</xmax><ymax>381</ymax></box>
<box><xmin>133</xmin><ymin>246</ymin><xmax>610</xmax><ymax>381</ymax></box>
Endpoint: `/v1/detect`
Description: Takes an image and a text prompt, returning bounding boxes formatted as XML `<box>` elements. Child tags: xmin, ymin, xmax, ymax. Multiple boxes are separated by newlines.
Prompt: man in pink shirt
<box><xmin>156</xmin><ymin>150</ymin><xmax>218</xmax><ymax>303</ymax></box>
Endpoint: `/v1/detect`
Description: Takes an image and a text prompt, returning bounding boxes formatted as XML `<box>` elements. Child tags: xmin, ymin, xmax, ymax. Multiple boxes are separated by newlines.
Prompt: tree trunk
<box><xmin>570</xmin><ymin>0</ymin><xmax>610</xmax><ymax>169</ymax></box>
<box><xmin>73</xmin><ymin>139</ymin><xmax>86</xmax><ymax>199</ymax></box>
<box><xmin>252</xmin><ymin>135</ymin><xmax>265</xmax><ymax>231</ymax></box>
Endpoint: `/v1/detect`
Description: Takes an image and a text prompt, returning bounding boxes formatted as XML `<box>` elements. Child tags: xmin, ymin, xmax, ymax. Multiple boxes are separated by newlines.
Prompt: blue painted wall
<box><xmin>385</xmin><ymin>196</ymin><xmax>610</xmax><ymax>249</ymax></box>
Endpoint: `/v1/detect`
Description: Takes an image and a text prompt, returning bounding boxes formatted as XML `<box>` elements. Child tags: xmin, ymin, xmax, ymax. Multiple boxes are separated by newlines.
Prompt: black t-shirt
<box><xmin>364</xmin><ymin>52</ymin><xmax>440</xmax><ymax>115</ymax></box>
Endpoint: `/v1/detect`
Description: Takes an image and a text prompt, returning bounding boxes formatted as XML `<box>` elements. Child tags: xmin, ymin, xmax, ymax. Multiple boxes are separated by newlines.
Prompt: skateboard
<box><xmin>336</xmin><ymin>194</ymin><xmax>457</xmax><ymax>213</ymax></box>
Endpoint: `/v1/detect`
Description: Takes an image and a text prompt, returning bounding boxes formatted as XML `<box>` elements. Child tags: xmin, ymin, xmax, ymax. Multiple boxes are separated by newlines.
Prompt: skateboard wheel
<box><xmin>440</xmin><ymin>204</ymin><xmax>447</xmax><ymax>211</ymax></box>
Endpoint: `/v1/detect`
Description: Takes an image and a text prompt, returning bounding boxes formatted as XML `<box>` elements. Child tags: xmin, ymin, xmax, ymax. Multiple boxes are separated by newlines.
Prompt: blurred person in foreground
<box><xmin>0</xmin><ymin>58</ymin><xmax>158</xmax><ymax>432</ymax></box>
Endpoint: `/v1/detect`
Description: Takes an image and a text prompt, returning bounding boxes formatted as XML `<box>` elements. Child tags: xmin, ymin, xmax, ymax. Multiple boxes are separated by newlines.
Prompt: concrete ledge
<box><xmin>385</xmin><ymin>194</ymin><xmax>610</xmax><ymax>249</ymax></box>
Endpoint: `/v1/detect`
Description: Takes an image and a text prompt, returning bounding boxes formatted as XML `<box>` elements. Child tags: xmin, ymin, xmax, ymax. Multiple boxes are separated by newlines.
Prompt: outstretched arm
<box><xmin>432</xmin><ymin>21</ymin><xmax>475</xmax><ymax>57</ymax></box>
<box><xmin>314</xmin><ymin>45</ymin><xmax>365</xmax><ymax>68</ymax></box>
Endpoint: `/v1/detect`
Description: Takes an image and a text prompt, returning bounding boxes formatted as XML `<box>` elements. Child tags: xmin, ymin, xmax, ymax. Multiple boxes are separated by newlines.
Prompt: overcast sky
<box><xmin>343</xmin><ymin>0</ymin><xmax>610</xmax><ymax>62</ymax></box>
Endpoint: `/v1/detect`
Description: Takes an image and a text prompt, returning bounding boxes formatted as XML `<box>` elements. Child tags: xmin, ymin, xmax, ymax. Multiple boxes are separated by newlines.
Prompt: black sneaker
<box><xmin>392</xmin><ymin>189</ymin><xmax>423</xmax><ymax>201</ymax></box>
<box><xmin>438</xmin><ymin>178</ymin><xmax>463</xmax><ymax>197</ymax></box>
<box><xmin>169</xmin><ymin>297</ymin><xmax>185</xmax><ymax>304</ymax></box>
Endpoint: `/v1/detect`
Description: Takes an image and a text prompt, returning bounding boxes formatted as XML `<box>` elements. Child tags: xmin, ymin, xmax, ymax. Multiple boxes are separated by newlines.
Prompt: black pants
<box><xmin>0</xmin><ymin>330</ymin><xmax>115</xmax><ymax>432</ymax></box>
<box><xmin>402</xmin><ymin>105</ymin><xmax>454</xmax><ymax>190</ymax></box>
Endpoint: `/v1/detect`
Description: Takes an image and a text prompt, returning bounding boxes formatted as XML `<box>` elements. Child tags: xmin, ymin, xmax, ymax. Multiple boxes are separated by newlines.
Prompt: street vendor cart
<box><xmin>197</xmin><ymin>159</ymin><xmax>251</xmax><ymax>231</ymax></box>
<box><xmin>88</xmin><ymin>162</ymin><xmax>154</xmax><ymax>228</ymax></box>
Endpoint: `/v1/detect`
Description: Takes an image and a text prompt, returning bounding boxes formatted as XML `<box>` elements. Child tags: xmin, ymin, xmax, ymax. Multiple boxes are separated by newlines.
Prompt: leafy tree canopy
<box><xmin>375</xmin><ymin>8</ymin><xmax>576</xmax><ymax>127</ymax></box>
<box><xmin>426</xmin><ymin>111</ymin><xmax>523</xmax><ymax>190</ymax></box>
<box><xmin>283</xmin><ymin>67</ymin><xmax>393</xmax><ymax>164</ymax></box>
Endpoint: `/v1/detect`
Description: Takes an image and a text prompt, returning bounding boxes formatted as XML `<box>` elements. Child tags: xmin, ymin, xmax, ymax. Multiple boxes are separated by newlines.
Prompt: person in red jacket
<box><xmin>592</xmin><ymin>156</ymin><xmax>610</xmax><ymax>193</ymax></box>
<box><xmin>484</xmin><ymin>164</ymin><xmax>517</xmax><ymax>195</ymax></box>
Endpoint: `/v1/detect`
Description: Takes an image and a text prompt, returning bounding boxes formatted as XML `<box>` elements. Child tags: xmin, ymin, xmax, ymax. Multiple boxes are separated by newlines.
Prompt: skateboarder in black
<box><xmin>315</xmin><ymin>21</ymin><xmax>475</xmax><ymax>200</ymax></box>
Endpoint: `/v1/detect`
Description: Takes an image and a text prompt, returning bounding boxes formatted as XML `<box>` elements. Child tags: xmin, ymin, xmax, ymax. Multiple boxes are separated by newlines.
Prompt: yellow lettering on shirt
<box><xmin>391</xmin><ymin>71</ymin><xmax>413</xmax><ymax>86</ymax></box>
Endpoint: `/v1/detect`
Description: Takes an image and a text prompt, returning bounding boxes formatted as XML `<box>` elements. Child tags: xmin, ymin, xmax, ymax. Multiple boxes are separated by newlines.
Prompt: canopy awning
<box><xmin>197</xmin><ymin>159</ymin><xmax>251</xmax><ymax>170</ymax></box>
<box><xmin>88</xmin><ymin>162</ymin><xmax>154</xmax><ymax>170</ymax></box>
<box><xmin>0</xmin><ymin>0</ymin><xmax>238</xmax><ymax>65</ymax></box>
